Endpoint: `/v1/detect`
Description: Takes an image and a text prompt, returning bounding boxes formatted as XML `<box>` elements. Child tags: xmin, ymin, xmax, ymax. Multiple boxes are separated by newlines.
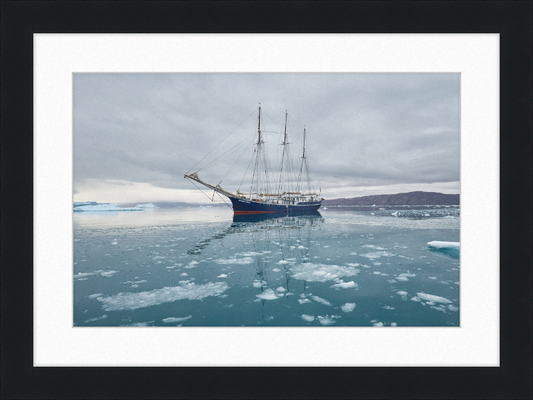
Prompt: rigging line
<box><xmin>188</xmin><ymin>179</ymin><xmax>218</xmax><ymax>203</ymax></box>
<box><xmin>186</xmin><ymin>108</ymin><xmax>257</xmax><ymax>174</ymax></box>
<box><xmin>215</xmin><ymin>191</ymin><xmax>233</xmax><ymax>209</ymax></box>
<box><xmin>220</xmin><ymin>135</ymin><xmax>253</xmax><ymax>183</ymax></box>
<box><xmin>238</xmin><ymin>148</ymin><xmax>256</xmax><ymax>191</ymax></box>
<box><xmin>196</xmin><ymin>130</ymin><xmax>257</xmax><ymax>173</ymax></box>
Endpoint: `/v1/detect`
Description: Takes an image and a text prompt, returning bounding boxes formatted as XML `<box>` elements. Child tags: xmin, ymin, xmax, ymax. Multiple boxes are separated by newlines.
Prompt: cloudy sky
<box><xmin>73</xmin><ymin>73</ymin><xmax>460</xmax><ymax>204</ymax></box>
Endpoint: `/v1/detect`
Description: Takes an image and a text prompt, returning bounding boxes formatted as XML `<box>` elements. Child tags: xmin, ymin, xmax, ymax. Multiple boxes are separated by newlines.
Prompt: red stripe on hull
<box><xmin>233</xmin><ymin>210</ymin><xmax>283</xmax><ymax>215</ymax></box>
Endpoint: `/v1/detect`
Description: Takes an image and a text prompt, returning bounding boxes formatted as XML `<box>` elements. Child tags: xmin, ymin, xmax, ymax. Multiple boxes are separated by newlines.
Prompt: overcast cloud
<box><xmin>73</xmin><ymin>73</ymin><xmax>460</xmax><ymax>203</ymax></box>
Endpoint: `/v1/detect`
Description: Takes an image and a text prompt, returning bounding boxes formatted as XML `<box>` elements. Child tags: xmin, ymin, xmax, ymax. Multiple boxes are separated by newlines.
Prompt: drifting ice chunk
<box><xmin>341</xmin><ymin>303</ymin><xmax>356</xmax><ymax>312</ymax></box>
<box><xmin>310</xmin><ymin>295</ymin><xmax>332</xmax><ymax>306</ymax></box>
<box><xmin>301</xmin><ymin>314</ymin><xmax>315</xmax><ymax>322</ymax></box>
<box><xmin>417</xmin><ymin>292</ymin><xmax>452</xmax><ymax>304</ymax></box>
<box><xmin>97</xmin><ymin>282</ymin><xmax>229</xmax><ymax>311</ymax></box>
<box><xmin>256</xmin><ymin>289</ymin><xmax>279</xmax><ymax>300</ymax></box>
<box><xmin>291</xmin><ymin>263</ymin><xmax>360</xmax><ymax>282</ymax></box>
<box><xmin>331</xmin><ymin>280</ymin><xmax>358</xmax><ymax>289</ymax></box>
<box><xmin>84</xmin><ymin>315</ymin><xmax>107</xmax><ymax>323</ymax></box>
<box><xmin>162</xmin><ymin>315</ymin><xmax>192</xmax><ymax>323</ymax></box>
<box><xmin>361</xmin><ymin>251</ymin><xmax>396</xmax><ymax>260</ymax></box>
<box><xmin>317</xmin><ymin>316</ymin><xmax>336</xmax><ymax>325</ymax></box>
<box><xmin>428</xmin><ymin>241</ymin><xmax>460</xmax><ymax>249</ymax></box>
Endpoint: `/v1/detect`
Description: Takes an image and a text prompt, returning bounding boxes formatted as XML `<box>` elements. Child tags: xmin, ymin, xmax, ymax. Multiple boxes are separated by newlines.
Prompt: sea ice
<box><xmin>88</xmin><ymin>293</ymin><xmax>103</xmax><ymax>299</ymax></box>
<box><xmin>272</xmin><ymin>268</ymin><xmax>281</xmax><ymax>272</ymax></box>
<box><xmin>301</xmin><ymin>314</ymin><xmax>315</xmax><ymax>322</ymax></box>
<box><xmin>310</xmin><ymin>295</ymin><xmax>332</xmax><ymax>306</ymax></box>
<box><xmin>276</xmin><ymin>287</ymin><xmax>287</xmax><ymax>292</ymax></box>
<box><xmin>97</xmin><ymin>282</ymin><xmax>229</xmax><ymax>311</ymax></box>
<box><xmin>396</xmin><ymin>291</ymin><xmax>408</xmax><ymax>296</ymax></box>
<box><xmin>217</xmin><ymin>274</ymin><xmax>228</xmax><ymax>278</ymax></box>
<box><xmin>74</xmin><ymin>270</ymin><xmax>118</xmax><ymax>279</ymax></box>
<box><xmin>185</xmin><ymin>260</ymin><xmax>199</xmax><ymax>268</ymax></box>
<box><xmin>317</xmin><ymin>316</ymin><xmax>336</xmax><ymax>325</ymax></box>
<box><xmin>341</xmin><ymin>303</ymin><xmax>356</xmax><ymax>312</ymax></box>
<box><xmin>298</xmin><ymin>298</ymin><xmax>312</xmax><ymax>304</ymax></box>
<box><xmin>361</xmin><ymin>251</ymin><xmax>396</xmax><ymax>260</ymax></box>
<box><xmin>162</xmin><ymin>315</ymin><xmax>192</xmax><ymax>323</ymax></box>
<box><xmin>214</xmin><ymin>257</ymin><xmax>253</xmax><ymax>265</ymax></box>
<box><xmin>84</xmin><ymin>315</ymin><xmax>107</xmax><ymax>323</ymax></box>
<box><xmin>417</xmin><ymin>292</ymin><xmax>452</xmax><ymax>304</ymax></box>
<box><xmin>256</xmin><ymin>289</ymin><xmax>279</xmax><ymax>300</ymax></box>
<box><xmin>291</xmin><ymin>263</ymin><xmax>360</xmax><ymax>282</ymax></box>
<box><xmin>427</xmin><ymin>241</ymin><xmax>460</xmax><ymax>249</ymax></box>
<box><xmin>331</xmin><ymin>280</ymin><xmax>357</xmax><ymax>289</ymax></box>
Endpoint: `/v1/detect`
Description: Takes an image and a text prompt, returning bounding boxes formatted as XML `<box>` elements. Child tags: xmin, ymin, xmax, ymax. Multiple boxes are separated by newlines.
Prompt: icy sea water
<box><xmin>74</xmin><ymin>207</ymin><xmax>460</xmax><ymax>327</ymax></box>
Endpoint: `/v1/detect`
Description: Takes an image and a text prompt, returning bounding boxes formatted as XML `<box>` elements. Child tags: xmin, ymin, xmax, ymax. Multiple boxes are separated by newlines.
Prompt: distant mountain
<box><xmin>323</xmin><ymin>191</ymin><xmax>459</xmax><ymax>206</ymax></box>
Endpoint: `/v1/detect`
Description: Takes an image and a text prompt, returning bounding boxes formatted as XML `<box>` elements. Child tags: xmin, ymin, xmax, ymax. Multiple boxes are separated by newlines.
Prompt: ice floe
<box><xmin>416</xmin><ymin>292</ymin><xmax>452</xmax><ymax>304</ymax></box>
<box><xmin>317</xmin><ymin>315</ymin><xmax>338</xmax><ymax>325</ymax></box>
<box><xmin>215</xmin><ymin>257</ymin><xmax>253</xmax><ymax>265</ymax></box>
<box><xmin>162</xmin><ymin>315</ymin><xmax>192</xmax><ymax>323</ymax></box>
<box><xmin>185</xmin><ymin>260</ymin><xmax>199</xmax><ymax>268</ymax></box>
<box><xmin>97</xmin><ymin>282</ymin><xmax>229</xmax><ymax>311</ymax></box>
<box><xmin>74</xmin><ymin>270</ymin><xmax>118</xmax><ymax>279</ymax></box>
<box><xmin>341</xmin><ymin>303</ymin><xmax>356</xmax><ymax>312</ymax></box>
<box><xmin>217</xmin><ymin>274</ymin><xmax>228</xmax><ymax>278</ymax></box>
<box><xmin>361</xmin><ymin>251</ymin><xmax>396</xmax><ymax>260</ymax></box>
<box><xmin>301</xmin><ymin>314</ymin><xmax>315</xmax><ymax>322</ymax></box>
<box><xmin>427</xmin><ymin>241</ymin><xmax>460</xmax><ymax>249</ymax></box>
<box><xmin>291</xmin><ymin>263</ymin><xmax>360</xmax><ymax>282</ymax></box>
<box><xmin>85</xmin><ymin>315</ymin><xmax>107</xmax><ymax>323</ymax></box>
<box><xmin>310</xmin><ymin>295</ymin><xmax>332</xmax><ymax>306</ymax></box>
<box><xmin>256</xmin><ymin>289</ymin><xmax>279</xmax><ymax>300</ymax></box>
<box><xmin>331</xmin><ymin>280</ymin><xmax>358</xmax><ymax>289</ymax></box>
<box><xmin>88</xmin><ymin>293</ymin><xmax>103</xmax><ymax>299</ymax></box>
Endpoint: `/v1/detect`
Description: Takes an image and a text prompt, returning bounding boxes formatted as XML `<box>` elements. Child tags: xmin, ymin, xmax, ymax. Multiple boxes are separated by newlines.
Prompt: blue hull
<box><xmin>229</xmin><ymin>195</ymin><xmax>321</xmax><ymax>214</ymax></box>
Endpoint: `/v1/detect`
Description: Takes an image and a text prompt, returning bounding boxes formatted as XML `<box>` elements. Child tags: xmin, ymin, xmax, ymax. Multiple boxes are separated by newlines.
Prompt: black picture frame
<box><xmin>2</xmin><ymin>1</ymin><xmax>531</xmax><ymax>398</ymax></box>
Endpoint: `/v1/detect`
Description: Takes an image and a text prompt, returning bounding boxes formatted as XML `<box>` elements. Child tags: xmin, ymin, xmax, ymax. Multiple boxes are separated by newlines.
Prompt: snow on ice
<box><xmin>291</xmin><ymin>263</ymin><xmax>360</xmax><ymax>282</ymax></box>
<box><xmin>97</xmin><ymin>282</ymin><xmax>229</xmax><ymax>311</ymax></box>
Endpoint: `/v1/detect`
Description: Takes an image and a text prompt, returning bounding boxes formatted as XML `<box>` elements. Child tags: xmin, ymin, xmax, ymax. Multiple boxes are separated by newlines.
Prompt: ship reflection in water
<box><xmin>74</xmin><ymin>208</ymin><xmax>460</xmax><ymax>327</ymax></box>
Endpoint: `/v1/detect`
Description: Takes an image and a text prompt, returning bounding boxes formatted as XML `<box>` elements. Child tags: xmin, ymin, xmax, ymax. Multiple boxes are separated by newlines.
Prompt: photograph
<box><xmin>73</xmin><ymin>73</ymin><xmax>460</xmax><ymax>327</ymax></box>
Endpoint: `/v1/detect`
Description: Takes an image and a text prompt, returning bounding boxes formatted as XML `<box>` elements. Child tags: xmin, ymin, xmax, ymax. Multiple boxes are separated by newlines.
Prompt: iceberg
<box><xmin>428</xmin><ymin>241</ymin><xmax>460</xmax><ymax>249</ymax></box>
<box><xmin>74</xmin><ymin>203</ymin><xmax>143</xmax><ymax>212</ymax></box>
<box><xmin>428</xmin><ymin>241</ymin><xmax>460</xmax><ymax>259</ymax></box>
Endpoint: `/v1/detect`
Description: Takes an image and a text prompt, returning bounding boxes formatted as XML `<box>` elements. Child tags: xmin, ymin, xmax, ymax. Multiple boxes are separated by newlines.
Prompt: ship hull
<box><xmin>228</xmin><ymin>195</ymin><xmax>321</xmax><ymax>214</ymax></box>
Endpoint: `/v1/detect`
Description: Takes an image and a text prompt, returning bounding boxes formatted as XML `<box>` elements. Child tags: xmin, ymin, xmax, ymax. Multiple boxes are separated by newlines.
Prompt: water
<box><xmin>74</xmin><ymin>207</ymin><xmax>460</xmax><ymax>327</ymax></box>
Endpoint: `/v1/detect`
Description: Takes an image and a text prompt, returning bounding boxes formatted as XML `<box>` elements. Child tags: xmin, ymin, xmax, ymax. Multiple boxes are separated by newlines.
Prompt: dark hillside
<box><xmin>322</xmin><ymin>191</ymin><xmax>459</xmax><ymax>206</ymax></box>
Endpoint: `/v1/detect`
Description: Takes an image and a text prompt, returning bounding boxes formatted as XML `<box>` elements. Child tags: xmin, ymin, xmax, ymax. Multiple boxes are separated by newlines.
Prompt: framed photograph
<box><xmin>2</xmin><ymin>1</ymin><xmax>531</xmax><ymax>399</ymax></box>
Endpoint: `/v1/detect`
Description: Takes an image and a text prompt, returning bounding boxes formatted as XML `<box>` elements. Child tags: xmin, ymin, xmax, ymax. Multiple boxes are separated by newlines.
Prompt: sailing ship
<box><xmin>185</xmin><ymin>106</ymin><xmax>323</xmax><ymax>214</ymax></box>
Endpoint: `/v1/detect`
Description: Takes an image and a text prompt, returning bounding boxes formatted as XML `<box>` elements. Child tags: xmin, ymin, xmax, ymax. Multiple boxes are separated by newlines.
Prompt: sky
<box><xmin>73</xmin><ymin>73</ymin><xmax>460</xmax><ymax>204</ymax></box>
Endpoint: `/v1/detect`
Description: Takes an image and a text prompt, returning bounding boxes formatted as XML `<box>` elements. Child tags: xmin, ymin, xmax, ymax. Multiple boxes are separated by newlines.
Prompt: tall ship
<box><xmin>185</xmin><ymin>106</ymin><xmax>323</xmax><ymax>214</ymax></box>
